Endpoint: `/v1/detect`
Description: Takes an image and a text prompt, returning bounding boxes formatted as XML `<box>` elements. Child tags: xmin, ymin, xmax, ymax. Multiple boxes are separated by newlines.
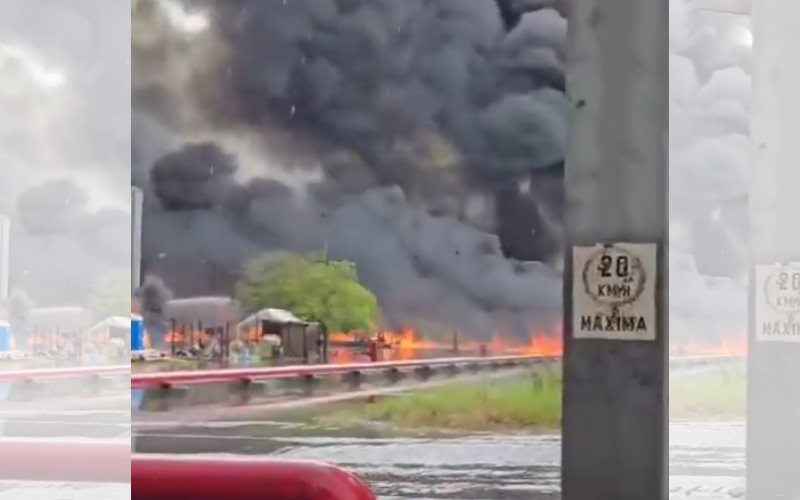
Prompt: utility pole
<box><xmin>561</xmin><ymin>0</ymin><xmax>668</xmax><ymax>499</ymax></box>
<box><xmin>748</xmin><ymin>0</ymin><xmax>800</xmax><ymax>496</ymax></box>
<box><xmin>0</xmin><ymin>216</ymin><xmax>9</xmax><ymax>304</ymax></box>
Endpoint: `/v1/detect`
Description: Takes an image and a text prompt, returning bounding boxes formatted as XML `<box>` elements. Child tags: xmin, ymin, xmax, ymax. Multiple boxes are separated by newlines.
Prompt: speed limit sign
<box><xmin>755</xmin><ymin>262</ymin><xmax>800</xmax><ymax>342</ymax></box>
<box><xmin>572</xmin><ymin>243</ymin><xmax>657</xmax><ymax>341</ymax></box>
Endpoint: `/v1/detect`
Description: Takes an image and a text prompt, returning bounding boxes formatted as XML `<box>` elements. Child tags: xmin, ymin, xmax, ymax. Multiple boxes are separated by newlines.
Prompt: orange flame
<box><xmin>383</xmin><ymin>328</ymin><xmax>445</xmax><ymax>350</ymax></box>
<box><xmin>484</xmin><ymin>330</ymin><xmax>563</xmax><ymax>356</ymax></box>
<box><xmin>326</xmin><ymin>326</ymin><xmax>563</xmax><ymax>364</ymax></box>
<box><xmin>670</xmin><ymin>336</ymin><xmax>747</xmax><ymax>357</ymax></box>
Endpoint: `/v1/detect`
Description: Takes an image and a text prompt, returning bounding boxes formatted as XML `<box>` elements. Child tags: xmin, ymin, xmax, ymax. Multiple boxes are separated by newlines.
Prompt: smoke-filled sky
<box><xmin>669</xmin><ymin>0</ymin><xmax>751</xmax><ymax>342</ymax></box>
<box><xmin>0</xmin><ymin>0</ymin><xmax>130</xmax><ymax>309</ymax></box>
<box><xmin>132</xmin><ymin>0</ymin><xmax>566</xmax><ymax>338</ymax></box>
<box><xmin>133</xmin><ymin>0</ymin><xmax>750</xmax><ymax>342</ymax></box>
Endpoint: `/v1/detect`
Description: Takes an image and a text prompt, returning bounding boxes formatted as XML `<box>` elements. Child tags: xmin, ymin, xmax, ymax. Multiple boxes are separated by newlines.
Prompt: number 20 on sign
<box><xmin>755</xmin><ymin>263</ymin><xmax>800</xmax><ymax>343</ymax></box>
<box><xmin>572</xmin><ymin>243</ymin><xmax>657</xmax><ymax>341</ymax></box>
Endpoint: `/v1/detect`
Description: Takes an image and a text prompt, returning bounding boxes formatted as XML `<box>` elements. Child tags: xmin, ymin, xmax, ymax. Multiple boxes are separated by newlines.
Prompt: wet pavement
<box><xmin>133</xmin><ymin>416</ymin><xmax>745</xmax><ymax>499</ymax></box>
<box><xmin>0</xmin><ymin>365</ymin><xmax>745</xmax><ymax>499</ymax></box>
<box><xmin>0</xmin><ymin>393</ymin><xmax>130</xmax><ymax>500</ymax></box>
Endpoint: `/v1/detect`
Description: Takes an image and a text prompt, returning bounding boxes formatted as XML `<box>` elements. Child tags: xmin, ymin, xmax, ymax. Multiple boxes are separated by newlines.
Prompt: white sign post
<box><xmin>755</xmin><ymin>263</ymin><xmax>800</xmax><ymax>343</ymax></box>
<box><xmin>572</xmin><ymin>243</ymin><xmax>657</xmax><ymax>341</ymax></box>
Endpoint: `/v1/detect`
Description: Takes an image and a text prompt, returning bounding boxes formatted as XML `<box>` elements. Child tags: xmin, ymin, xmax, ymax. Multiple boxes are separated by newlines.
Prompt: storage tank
<box><xmin>164</xmin><ymin>296</ymin><xmax>240</xmax><ymax>327</ymax></box>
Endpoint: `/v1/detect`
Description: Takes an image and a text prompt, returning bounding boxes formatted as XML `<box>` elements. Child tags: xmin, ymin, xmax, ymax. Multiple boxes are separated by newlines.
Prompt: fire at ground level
<box><xmin>133</xmin><ymin>316</ymin><xmax>747</xmax><ymax>368</ymax></box>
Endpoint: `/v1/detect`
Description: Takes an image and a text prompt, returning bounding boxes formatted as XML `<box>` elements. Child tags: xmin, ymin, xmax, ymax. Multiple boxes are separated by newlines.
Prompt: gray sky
<box><xmin>0</xmin><ymin>0</ymin><xmax>130</xmax><ymax>307</ymax></box>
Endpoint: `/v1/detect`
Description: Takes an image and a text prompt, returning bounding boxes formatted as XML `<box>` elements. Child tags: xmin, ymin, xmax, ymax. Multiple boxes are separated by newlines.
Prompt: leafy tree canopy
<box><xmin>235</xmin><ymin>252</ymin><xmax>378</xmax><ymax>332</ymax></box>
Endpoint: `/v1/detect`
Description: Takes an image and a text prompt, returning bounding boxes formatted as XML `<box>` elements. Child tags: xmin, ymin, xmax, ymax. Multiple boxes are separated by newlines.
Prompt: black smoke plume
<box><xmin>1</xmin><ymin>0</ymin><xmax>130</xmax><ymax>308</ymax></box>
<box><xmin>135</xmin><ymin>275</ymin><xmax>174</xmax><ymax>347</ymax></box>
<box><xmin>7</xmin><ymin>180</ymin><xmax>129</xmax><ymax>307</ymax></box>
<box><xmin>133</xmin><ymin>0</ymin><xmax>567</xmax><ymax>338</ymax></box>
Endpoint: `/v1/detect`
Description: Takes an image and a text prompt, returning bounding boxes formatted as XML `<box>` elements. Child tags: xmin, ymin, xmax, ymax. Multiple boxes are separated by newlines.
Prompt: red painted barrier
<box><xmin>132</xmin><ymin>354</ymin><xmax>547</xmax><ymax>389</ymax></box>
<box><xmin>131</xmin><ymin>354</ymin><xmax>744</xmax><ymax>390</ymax></box>
<box><xmin>0</xmin><ymin>364</ymin><xmax>130</xmax><ymax>383</ymax></box>
<box><xmin>132</xmin><ymin>455</ymin><xmax>376</xmax><ymax>500</ymax></box>
<box><xmin>0</xmin><ymin>439</ymin><xmax>130</xmax><ymax>483</ymax></box>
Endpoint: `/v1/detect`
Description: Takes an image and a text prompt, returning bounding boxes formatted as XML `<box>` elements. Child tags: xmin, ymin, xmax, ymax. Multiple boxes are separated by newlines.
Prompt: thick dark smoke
<box><xmin>6</xmin><ymin>290</ymin><xmax>34</xmax><ymax>325</ymax></box>
<box><xmin>135</xmin><ymin>275</ymin><xmax>174</xmax><ymax>346</ymax></box>
<box><xmin>0</xmin><ymin>0</ymin><xmax>130</xmax><ymax>310</ymax></box>
<box><xmin>133</xmin><ymin>0</ymin><xmax>568</xmax><ymax>338</ymax></box>
<box><xmin>669</xmin><ymin>1</ymin><xmax>751</xmax><ymax>344</ymax></box>
<box><xmin>206</xmin><ymin>0</ymin><xmax>569</xmax><ymax>192</ymax></box>
<box><xmin>7</xmin><ymin>180</ymin><xmax>129</xmax><ymax>307</ymax></box>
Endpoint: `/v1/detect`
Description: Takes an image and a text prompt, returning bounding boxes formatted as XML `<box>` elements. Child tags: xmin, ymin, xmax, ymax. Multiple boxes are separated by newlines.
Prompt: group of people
<box><xmin>155</xmin><ymin>329</ymin><xmax>284</xmax><ymax>366</ymax></box>
<box><xmin>27</xmin><ymin>332</ymin><xmax>128</xmax><ymax>363</ymax></box>
<box><xmin>228</xmin><ymin>333</ymin><xmax>282</xmax><ymax>365</ymax></box>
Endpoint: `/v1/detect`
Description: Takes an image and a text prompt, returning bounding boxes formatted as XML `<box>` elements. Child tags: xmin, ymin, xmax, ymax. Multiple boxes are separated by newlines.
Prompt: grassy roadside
<box><xmin>315</xmin><ymin>366</ymin><xmax>746</xmax><ymax>432</ymax></box>
<box><xmin>669</xmin><ymin>365</ymin><xmax>746</xmax><ymax>419</ymax></box>
<box><xmin>319</xmin><ymin>371</ymin><xmax>562</xmax><ymax>432</ymax></box>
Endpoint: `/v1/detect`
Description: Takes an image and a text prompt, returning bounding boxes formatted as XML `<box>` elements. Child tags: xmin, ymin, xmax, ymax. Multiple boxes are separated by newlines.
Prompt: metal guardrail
<box><xmin>130</xmin><ymin>354</ymin><xmax>745</xmax><ymax>412</ymax></box>
<box><xmin>132</xmin><ymin>455</ymin><xmax>376</xmax><ymax>500</ymax></box>
<box><xmin>668</xmin><ymin>354</ymin><xmax>744</xmax><ymax>369</ymax></box>
<box><xmin>0</xmin><ymin>365</ymin><xmax>130</xmax><ymax>402</ymax></box>
<box><xmin>0</xmin><ymin>365</ymin><xmax>130</xmax><ymax>382</ymax></box>
<box><xmin>131</xmin><ymin>354</ymin><xmax>552</xmax><ymax>390</ymax></box>
<box><xmin>133</xmin><ymin>354</ymin><xmax>744</xmax><ymax>390</ymax></box>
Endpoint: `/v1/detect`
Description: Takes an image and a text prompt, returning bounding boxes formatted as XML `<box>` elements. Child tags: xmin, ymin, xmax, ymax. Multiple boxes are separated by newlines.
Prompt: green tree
<box><xmin>87</xmin><ymin>269</ymin><xmax>131</xmax><ymax>321</ymax></box>
<box><xmin>235</xmin><ymin>252</ymin><xmax>378</xmax><ymax>332</ymax></box>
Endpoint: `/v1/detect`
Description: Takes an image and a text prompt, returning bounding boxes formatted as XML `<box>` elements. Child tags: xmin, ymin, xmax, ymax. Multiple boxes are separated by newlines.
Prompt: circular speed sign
<box><xmin>581</xmin><ymin>246</ymin><xmax>646</xmax><ymax>308</ymax></box>
<box><xmin>764</xmin><ymin>264</ymin><xmax>800</xmax><ymax>315</ymax></box>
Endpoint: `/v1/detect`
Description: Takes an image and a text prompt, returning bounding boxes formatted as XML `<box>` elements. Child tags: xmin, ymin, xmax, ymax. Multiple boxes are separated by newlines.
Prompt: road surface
<box><xmin>0</xmin><ymin>393</ymin><xmax>130</xmax><ymax>500</ymax></box>
<box><xmin>134</xmin><ymin>414</ymin><xmax>744</xmax><ymax>499</ymax></box>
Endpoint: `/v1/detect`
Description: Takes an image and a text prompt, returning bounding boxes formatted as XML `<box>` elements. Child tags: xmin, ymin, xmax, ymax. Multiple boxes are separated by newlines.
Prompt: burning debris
<box><xmin>132</xmin><ymin>0</ymin><xmax>749</xmax><ymax>354</ymax></box>
<box><xmin>133</xmin><ymin>0</ymin><xmax>566</xmax><ymax>343</ymax></box>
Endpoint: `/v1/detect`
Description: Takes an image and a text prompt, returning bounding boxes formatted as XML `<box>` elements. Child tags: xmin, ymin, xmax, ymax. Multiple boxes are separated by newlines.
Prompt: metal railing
<box><xmin>0</xmin><ymin>364</ymin><xmax>130</xmax><ymax>382</ymax></box>
<box><xmin>133</xmin><ymin>353</ymin><xmax>743</xmax><ymax>390</ymax></box>
<box><xmin>130</xmin><ymin>354</ymin><xmax>744</xmax><ymax>412</ymax></box>
<box><xmin>668</xmin><ymin>354</ymin><xmax>744</xmax><ymax>369</ymax></box>
<box><xmin>0</xmin><ymin>364</ymin><xmax>130</xmax><ymax>402</ymax></box>
<box><xmin>131</xmin><ymin>354</ymin><xmax>551</xmax><ymax>389</ymax></box>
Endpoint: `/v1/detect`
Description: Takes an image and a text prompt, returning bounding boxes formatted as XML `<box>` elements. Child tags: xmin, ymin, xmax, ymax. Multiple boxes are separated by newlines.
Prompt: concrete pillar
<box><xmin>747</xmin><ymin>0</ymin><xmax>800</xmax><ymax>496</ymax></box>
<box><xmin>561</xmin><ymin>0</ymin><xmax>668</xmax><ymax>499</ymax></box>
<box><xmin>0</xmin><ymin>215</ymin><xmax>9</xmax><ymax>303</ymax></box>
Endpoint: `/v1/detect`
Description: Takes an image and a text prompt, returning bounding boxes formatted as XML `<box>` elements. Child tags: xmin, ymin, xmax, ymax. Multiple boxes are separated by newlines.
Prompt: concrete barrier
<box><xmin>0</xmin><ymin>439</ymin><xmax>130</xmax><ymax>482</ymax></box>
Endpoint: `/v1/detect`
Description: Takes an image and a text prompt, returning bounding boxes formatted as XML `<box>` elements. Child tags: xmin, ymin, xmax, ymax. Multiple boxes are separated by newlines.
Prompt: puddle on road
<box><xmin>134</xmin><ymin>418</ymin><xmax>745</xmax><ymax>499</ymax></box>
